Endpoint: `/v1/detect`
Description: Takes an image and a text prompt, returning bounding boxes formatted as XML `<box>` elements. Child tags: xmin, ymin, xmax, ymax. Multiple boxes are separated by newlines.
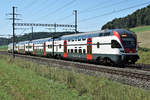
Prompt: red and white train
<box><xmin>8</xmin><ymin>29</ymin><xmax>139</xmax><ymax>65</ymax></box>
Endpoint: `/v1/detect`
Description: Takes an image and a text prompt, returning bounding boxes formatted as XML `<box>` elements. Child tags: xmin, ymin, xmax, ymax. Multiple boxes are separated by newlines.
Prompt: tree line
<box><xmin>0</xmin><ymin>31</ymin><xmax>78</xmax><ymax>46</ymax></box>
<box><xmin>102</xmin><ymin>5</ymin><xmax>150</xmax><ymax>29</ymax></box>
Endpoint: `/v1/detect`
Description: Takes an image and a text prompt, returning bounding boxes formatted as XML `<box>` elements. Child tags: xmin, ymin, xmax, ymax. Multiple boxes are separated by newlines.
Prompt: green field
<box><xmin>130</xmin><ymin>26</ymin><xmax>150</xmax><ymax>33</ymax></box>
<box><xmin>0</xmin><ymin>45</ymin><xmax>8</xmax><ymax>51</ymax></box>
<box><xmin>0</xmin><ymin>55</ymin><xmax>150</xmax><ymax>100</ymax></box>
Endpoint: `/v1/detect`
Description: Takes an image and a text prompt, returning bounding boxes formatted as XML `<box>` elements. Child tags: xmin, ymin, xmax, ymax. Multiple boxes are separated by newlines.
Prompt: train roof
<box><xmin>32</xmin><ymin>37</ymin><xmax>52</xmax><ymax>44</ymax></box>
<box><xmin>17</xmin><ymin>41</ymin><xmax>29</xmax><ymax>45</ymax></box>
<box><xmin>9</xmin><ymin>29</ymin><xmax>132</xmax><ymax>45</ymax></box>
<box><xmin>60</xmin><ymin>29</ymin><xmax>132</xmax><ymax>40</ymax></box>
<box><xmin>112</xmin><ymin>29</ymin><xmax>132</xmax><ymax>34</ymax></box>
<box><xmin>15</xmin><ymin>37</ymin><xmax>52</xmax><ymax>45</ymax></box>
<box><xmin>60</xmin><ymin>29</ymin><xmax>112</xmax><ymax>40</ymax></box>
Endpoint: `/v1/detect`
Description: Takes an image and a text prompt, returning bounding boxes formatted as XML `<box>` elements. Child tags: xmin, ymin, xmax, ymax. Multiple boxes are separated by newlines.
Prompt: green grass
<box><xmin>0</xmin><ymin>56</ymin><xmax>90</xmax><ymax>100</ymax></box>
<box><xmin>137</xmin><ymin>47</ymin><xmax>150</xmax><ymax>64</ymax></box>
<box><xmin>0</xmin><ymin>45</ymin><xmax>8</xmax><ymax>51</ymax></box>
<box><xmin>0</xmin><ymin>55</ymin><xmax>150</xmax><ymax>100</ymax></box>
<box><xmin>130</xmin><ymin>25</ymin><xmax>150</xmax><ymax>33</ymax></box>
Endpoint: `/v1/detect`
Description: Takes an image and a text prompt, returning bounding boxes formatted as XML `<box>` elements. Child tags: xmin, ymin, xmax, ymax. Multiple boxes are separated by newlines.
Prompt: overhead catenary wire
<box><xmin>56</xmin><ymin>0</ymin><xmax>141</xmax><ymax>25</ymax></box>
<box><xmin>54</xmin><ymin>14</ymin><xmax>73</xmax><ymax>22</ymax></box>
<box><xmin>35</xmin><ymin>0</ymin><xmax>77</xmax><ymax>22</ymax></box>
<box><xmin>78</xmin><ymin>0</ymin><xmax>126</xmax><ymax>14</ymax></box>
<box><xmin>49</xmin><ymin>1</ymin><xmax>78</xmax><ymax>23</ymax></box>
<box><xmin>79</xmin><ymin>1</ymin><xmax>150</xmax><ymax>23</ymax></box>
<box><xmin>67</xmin><ymin>0</ymin><xmax>130</xmax><ymax>24</ymax></box>
<box><xmin>22</xmin><ymin>0</ymin><xmax>40</xmax><ymax>10</ymax></box>
<box><xmin>30</xmin><ymin>0</ymin><xmax>57</xmax><ymax>16</ymax></box>
<box><xmin>49</xmin><ymin>0</ymin><xmax>112</xmax><ymax>23</ymax></box>
<box><xmin>78</xmin><ymin>0</ymin><xmax>116</xmax><ymax>14</ymax></box>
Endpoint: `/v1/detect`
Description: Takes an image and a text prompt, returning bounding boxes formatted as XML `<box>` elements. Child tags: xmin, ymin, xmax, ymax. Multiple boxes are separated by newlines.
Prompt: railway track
<box><xmin>128</xmin><ymin>63</ymin><xmax>150</xmax><ymax>71</ymax></box>
<box><xmin>0</xmin><ymin>51</ymin><xmax>150</xmax><ymax>81</ymax></box>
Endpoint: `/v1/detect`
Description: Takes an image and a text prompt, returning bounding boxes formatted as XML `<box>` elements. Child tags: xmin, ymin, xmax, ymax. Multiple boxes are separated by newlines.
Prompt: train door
<box><xmin>56</xmin><ymin>45</ymin><xmax>58</xmax><ymax>52</ymax></box>
<box><xmin>87</xmin><ymin>38</ymin><xmax>92</xmax><ymax>60</ymax></box>
<box><xmin>24</xmin><ymin>44</ymin><xmax>26</xmax><ymax>54</ymax></box>
<box><xmin>64</xmin><ymin>40</ymin><xmax>67</xmax><ymax>58</ymax></box>
<box><xmin>33</xmin><ymin>44</ymin><xmax>35</xmax><ymax>55</ymax></box>
<box><xmin>18</xmin><ymin>45</ymin><xmax>19</xmax><ymax>53</ymax></box>
<box><xmin>43</xmin><ymin>42</ymin><xmax>46</xmax><ymax>56</ymax></box>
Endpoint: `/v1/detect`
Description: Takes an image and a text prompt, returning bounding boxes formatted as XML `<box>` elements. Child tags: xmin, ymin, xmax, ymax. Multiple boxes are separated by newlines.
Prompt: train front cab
<box><xmin>112</xmin><ymin>30</ymin><xmax>139</xmax><ymax>64</ymax></box>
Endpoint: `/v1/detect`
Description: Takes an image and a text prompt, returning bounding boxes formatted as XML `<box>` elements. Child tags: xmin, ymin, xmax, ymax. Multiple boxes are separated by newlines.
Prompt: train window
<box><xmin>122</xmin><ymin>38</ymin><xmax>136</xmax><ymax>48</ymax></box>
<box><xmin>68</xmin><ymin>49</ymin><xmax>70</xmax><ymax>53</ymax></box>
<box><xmin>82</xmin><ymin>38</ymin><xmax>86</xmax><ymax>41</ymax></box>
<box><xmin>111</xmin><ymin>40</ymin><xmax>121</xmax><ymax>48</ymax></box>
<box><xmin>75</xmin><ymin>49</ymin><xmax>77</xmax><ymax>53</ymax></box>
<box><xmin>72</xmin><ymin>40</ymin><xmax>74</xmax><ymax>42</ymax></box>
<box><xmin>97</xmin><ymin>42</ymin><xmax>100</xmax><ymax>48</ymax></box>
<box><xmin>99</xmin><ymin>33</ymin><xmax>104</xmax><ymax>37</ymax></box>
<box><xmin>83</xmin><ymin>49</ymin><xmax>86</xmax><ymax>54</ymax></box>
<box><xmin>79</xmin><ymin>49</ymin><xmax>82</xmax><ymax>54</ymax></box>
<box><xmin>48</xmin><ymin>45</ymin><xmax>52</xmax><ymax>48</ymax></box>
<box><xmin>26</xmin><ymin>46</ymin><xmax>32</xmax><ymax>48</ymax></box>
<box><xmin>56</xmin><ymin>46</ymin><xmax>58</xmax><ymax>51</ymax></box>
<box><xmin>71</xmin><ymin>49</ymin><xmax>73</xmax><ymax>53</ymax></box>
<box><xmin>68</xmin><ymin>40</ymin><xmax>70</xmax><ymax>42</ymax></box>
<box><xmin>59</xmin><ymin>44</ymin><xmax>61</xmax><ymax>48</ymax></box>
<box><xmin>104</xmin><ymin>32</ymin><xmax>110</xmax><ymax>36</ymax></box>
<box><xmin>99</xmin><ymin>33</ymin><xmax>102</xmax><ymax>37</ymax></box>
<box><xmin>78</xmin><ymin>39</ymin><xmax>81</xmax><ymax>41</ymax></box>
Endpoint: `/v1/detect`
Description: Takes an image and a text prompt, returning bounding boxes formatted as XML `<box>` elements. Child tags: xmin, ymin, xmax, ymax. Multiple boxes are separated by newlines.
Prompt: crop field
<box><xmin>130</xmin><ymin>26</ymin><xmax>150</xmax><ymax>64</ymax></box>
<box><xmin>0</xmin><ymin>55</ymin><xmax>150</xmax><ymax>100</ymax></box>
<box><xmin>136</xmin><ymin>31</ymin><xmax>150</xmax><ymax>48</ymax></box>
<box><xmin>130</xmin><ymin>26</ymin><xmax>150</xmax><ymax>48</ymax></box>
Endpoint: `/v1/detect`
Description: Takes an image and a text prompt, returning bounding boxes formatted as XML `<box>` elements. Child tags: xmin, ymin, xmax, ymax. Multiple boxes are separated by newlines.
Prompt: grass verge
<box><xmin>0</xmin><ymin>55</ymin><xmax>90</xmax><ymax>100</ymax></box>
<box><xmin>137</xmin><ymin>47</ymin><xmax>150</xmax><ymax>64</ymax></box>
<box><xmin>0</xmin><ymin>55</ymin><xmax>150</xmax><ymax>100</ymax></box>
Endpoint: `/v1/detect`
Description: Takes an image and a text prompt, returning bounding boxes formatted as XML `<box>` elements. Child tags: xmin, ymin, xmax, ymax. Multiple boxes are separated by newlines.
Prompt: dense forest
<box><xmin>0</xmin><ymin>31</ymin><xmax>78</xmax><ymax>46</ymax></box>
<box><xmin>102</xmin><ymin>5</ymin><xmax>150</xmax><ymax>29</ymax></box>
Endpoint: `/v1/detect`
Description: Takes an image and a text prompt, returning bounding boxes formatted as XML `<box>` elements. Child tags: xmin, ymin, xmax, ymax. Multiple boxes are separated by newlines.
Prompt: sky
<box><xmin>0</xmin><ymin>0</ymin><xmax>150</xmax><ymax>37</ymax></box>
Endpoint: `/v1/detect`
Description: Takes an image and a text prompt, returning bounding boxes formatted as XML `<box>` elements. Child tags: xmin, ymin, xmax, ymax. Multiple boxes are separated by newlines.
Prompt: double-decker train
<box><xmin>8</xmin><ymin>29</ymin><xmax>139</xmax><ymax>65</ymax></box>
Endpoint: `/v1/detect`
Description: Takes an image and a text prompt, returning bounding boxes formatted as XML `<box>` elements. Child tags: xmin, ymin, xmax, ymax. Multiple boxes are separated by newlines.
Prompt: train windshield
<box><xmin>122</xmin><ymin>38</ymin><xmax>136</xmax><ymax>48</ymax></box>
<box><xmin>116</xmin><ymin>30</ymin><xmax>136</xmax><ymax>49</ymax></box>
